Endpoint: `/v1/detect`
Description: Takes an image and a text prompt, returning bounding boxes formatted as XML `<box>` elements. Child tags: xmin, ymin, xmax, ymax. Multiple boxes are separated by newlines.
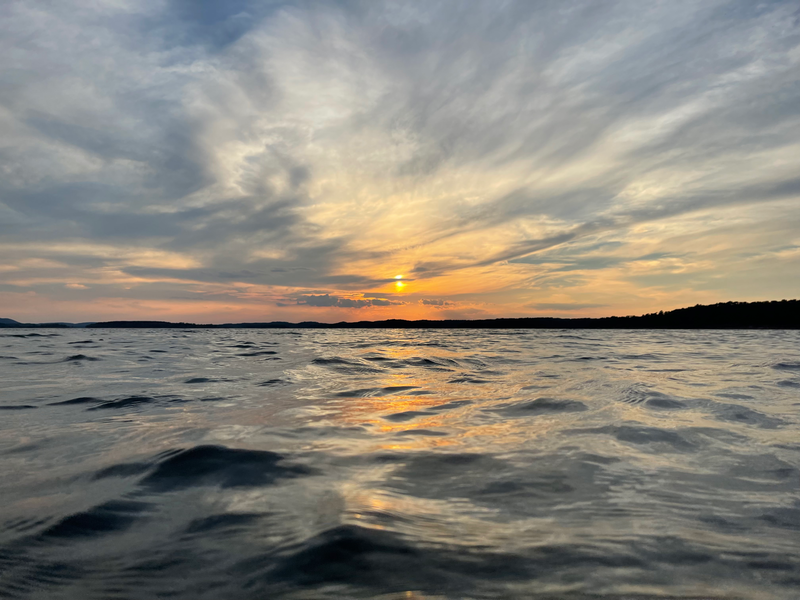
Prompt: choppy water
<box><xmin>1</xmin><ymin>329</ymin><xmax>799</xmax><ymax>599</ymax></box>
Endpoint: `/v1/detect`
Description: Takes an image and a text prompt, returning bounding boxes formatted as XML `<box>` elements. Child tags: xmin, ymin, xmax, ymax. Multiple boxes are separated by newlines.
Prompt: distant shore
<box><xmin>2</xmin><ymin>300</ymin><xmax>799</xmax><ymax>329</ymax></box>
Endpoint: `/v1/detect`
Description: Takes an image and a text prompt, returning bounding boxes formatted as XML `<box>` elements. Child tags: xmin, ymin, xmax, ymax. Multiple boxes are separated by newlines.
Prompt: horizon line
<box><xmin>2</xmin><ymin>299</ymin><xmax>798</xmax><ymax>329</ymax></box>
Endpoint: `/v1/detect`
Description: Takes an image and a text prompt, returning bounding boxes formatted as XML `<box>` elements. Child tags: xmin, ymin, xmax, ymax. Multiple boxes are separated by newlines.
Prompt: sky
<box><xmin>1</xmin><ymin>0</ymin><xmax>799</xmax><ymax>323</ymax></box>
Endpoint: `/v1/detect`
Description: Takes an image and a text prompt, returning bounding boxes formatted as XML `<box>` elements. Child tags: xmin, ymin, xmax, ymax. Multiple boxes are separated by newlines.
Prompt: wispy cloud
<box><xmin>1</xmin><ymin>0</ymin><xmax>799</xmax><ymax>321</ymax></box>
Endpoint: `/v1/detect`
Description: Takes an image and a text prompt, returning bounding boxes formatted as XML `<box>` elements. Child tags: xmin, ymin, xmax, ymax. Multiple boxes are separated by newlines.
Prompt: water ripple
<box><xmin>0</xmin><ymin>328</ymin><xmax>798</xmax><ymax>599</ymax></box>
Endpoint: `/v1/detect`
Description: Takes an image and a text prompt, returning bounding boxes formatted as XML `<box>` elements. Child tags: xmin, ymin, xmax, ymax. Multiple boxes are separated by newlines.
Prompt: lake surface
<box><xmin>1</xmin><ymin>328</ymin><xmax>799</xmax><ymax>599</ymax></box>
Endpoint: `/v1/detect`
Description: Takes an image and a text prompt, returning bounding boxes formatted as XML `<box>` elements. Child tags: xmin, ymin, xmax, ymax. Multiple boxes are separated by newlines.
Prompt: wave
<box><xmin>48</xmin><ymin>396</ymin><xmax>103</xmax><ymax>406</ymax></box>
<box><xmin>312</xmin><ymin>357</ymin><xmax>384</xmax><ymax>373</ymax></box>
<box><xmin>40</xmin><ymin>500</ymin><xmax>151</xmax><ymax>540</ymax></box>
<box><xmin>62</xmin><ymin>354</ymin><xmax>100</xmax><ymax>362</ymax></box>
<box><xmin>87</xmin><ymin>396</ymin><xmax>161</xmax><ymax>410</ymax></box>
<box><xmin>3</xmin><ymin>328</ymin><xmax>800</xmax><ymax>599</ymax></box>
<box><xmin>335</xmin><ymin>385</ymin><xmax>419</xmax><ymax>398</ymax></box>
<box><xmin>137</xmin><ymin>445</ymin><xmax>315</xmax><ymax>492</ymax></box>
<box><xmin>487</xmin><ymin>398</ymin><xmax>588</xmax><ymax>416</ymax></box>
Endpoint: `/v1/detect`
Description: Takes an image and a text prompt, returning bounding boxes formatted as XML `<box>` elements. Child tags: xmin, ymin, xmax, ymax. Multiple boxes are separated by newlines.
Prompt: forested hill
<box><xmin>3</xmin><ymin>300</ymin><xmax>798</xmax><ymax>329</ymax></box>
<box><xmin>83</xmin><ymin>300</ymin><xmax>798</xmax><ymax>328</ymax></box>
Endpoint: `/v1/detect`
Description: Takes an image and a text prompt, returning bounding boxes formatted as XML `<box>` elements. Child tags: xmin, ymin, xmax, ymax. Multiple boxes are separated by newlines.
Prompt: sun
<box><xmin>394</xmin><ymin>275</ymin><xmax>405</xmax><ymax>290</ymax></box>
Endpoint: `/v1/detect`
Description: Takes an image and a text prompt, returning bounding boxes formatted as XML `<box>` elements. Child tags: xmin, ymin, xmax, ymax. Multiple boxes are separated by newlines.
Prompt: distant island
<box><xmin>2</xmin><ymin>300</ymin><xmax>799</xmax><ymax>329</ymax></box>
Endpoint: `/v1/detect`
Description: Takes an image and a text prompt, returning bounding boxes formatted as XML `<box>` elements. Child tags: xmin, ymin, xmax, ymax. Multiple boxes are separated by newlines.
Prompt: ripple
<box><xmin>401</xmin><ymin>357</ymin><xmax>459</xmax><ymax>371</ymax></box>
<box><xmin>429</xmin><ymin>400</ymin><xmax>472</xmax><ymax>411</ymax></box>
<box><xmin>776</xmin><ymin>379</ymin><xmax>800</xmax><ymax>388</ymax></box>
<box><xmin>87</xmin><ymin>396</ymin><xmax>159</xmax><ymax>410</ymax></box>
<box><xmin>760</xmin><ymin>506</ymin><xmax>800</xmax><ymax>530</ymax></box>
<box><xmin>312</xmin><ymin>357</ymin><xmax>383</xmax><ymax>373</ymax></box>
<box><xmin>620</xmin><ymin>385</ymin><xmax>685</xmax><ymax>407</ymax></box>
<box><xmin>93</xmin><ymin>462</ymin><xmax>151</xmax><ymax>479</ymax></box>
<box><xmin>40</xmin><ymin>500</ymin><xmax>151</xmax><ymax>539</ymax></box>
<box><xmin>3</xmin><ymin>328</ymin><xmax>800</xmax><ymax>599</ymax></box>
<box><xmin>3</xmin><ymin>333</ymin><xmax>60</xmax><ymax>338</ymax></box>
<box><xmin>646</xmin><ymin>397</ymin><xmax>687</xmax><ymax>409</ymax></box>
<box><xmin>3</xmin><ymin>520</ymin><xmax>50</xmax><ymax>542</ymax></box>
<box><xmin>251</xmin><ymin>525</ymin><xmax>420</xmax><ymax>589</ymax></box>
<box><xmin>183</xmin><ymin>513</ymin><xmax>262</xmax><ymax>535</ymax></box>
<box><xmin>570</xmin><ymin>424</ymin><xmax>696</xmax><ymax>451</ymax></box>
<box><xmin>257</xmin><ymin>378</ymin><xmax>291</xmax><ymax>386</ymax></box>
<box><xmin>772</xmin><ymin>361</ymin><xmax>800</xmax><ymax>371</ymax></box>
<box><xmin>0</xmin><ymin>558</ymin><xmax>84</xmax><ymax>599</ymax></box>
<box><xmin>382</xmin><ymin>410</ymin><xmax>432</xmax><ymax>422</ymax></box>
<box><xmin>448</xmin><ymin>376</ymin><xmax>492</xmax><ymax>384</ymax></box>
<box><xmin>243</xmin><ymin>523</ymin><xmax>658</xmax><ymax>596</ymax></box>
<box><xmin>184</xmin><ymin>377</ymin><xmax>222</xmax><ymax>384</ymax></box>
<box><xmin>335</xmin><ymin>385</ymin><xmax>419</xmax><ymax>398</ymax></box>
<box><xmin>394</xmin><ymin>429</ymin><xmax>448</xmax><ymax>437</ymax></box>
<box><xmin>48</xmin><ymin>396</ymin><xmax>103</xmax><ymax>406</ymax></box>
<box><xmin>711</xmin><ymin>403</ymin><xmax>784</xmax><ymax>428</ymax></box>
<box><xmin>61</xmin><ymin>354</ymin><xmax>100</xmax><ymax>362</ymax></box>
<box><xmin>138</xmin><ymin>445</ymin><xmax>314</xmax><ymax>492</ymax></box>
<box><xmin>487</xmin><ymin>397</ymin><xmax>588</xmax><ymax>416</ymax></box>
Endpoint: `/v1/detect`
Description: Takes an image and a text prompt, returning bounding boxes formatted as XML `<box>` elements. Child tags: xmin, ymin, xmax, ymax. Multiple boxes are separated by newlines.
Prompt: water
<box><xmin>1</xmin><ymin>328</ymin><xmax>799</xmax><ymax>599</ymax></box>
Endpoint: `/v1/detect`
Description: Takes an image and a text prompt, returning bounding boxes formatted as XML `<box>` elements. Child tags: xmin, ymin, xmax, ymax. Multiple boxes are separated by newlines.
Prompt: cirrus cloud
<box><xmin>1</xmin><ymin>0</ymin><xmax>799</xmax><ymax>322</ymax></box>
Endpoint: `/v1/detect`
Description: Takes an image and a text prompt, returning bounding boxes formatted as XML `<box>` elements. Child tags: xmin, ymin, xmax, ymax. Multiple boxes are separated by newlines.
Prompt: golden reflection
<box><xmin>309</xmin><ymin>331</ymin><xmax>585</xmax><ymax>453</ymax></box>
<box><xmin>376</xmin><ymin>438</ymin><xmax>459</xmax><ymax>451</ymax></box>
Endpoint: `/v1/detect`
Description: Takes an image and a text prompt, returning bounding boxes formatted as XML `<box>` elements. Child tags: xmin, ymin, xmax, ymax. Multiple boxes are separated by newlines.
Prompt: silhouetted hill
<box><xmin>0</xmin><ymin>319</ymin><xmax>71</xmax><ymax>329</ymax></box>
<box><xmin>88</xmin><ymin>321</ymin><xmax>215</xmax><ymax>329</ymax></box>
<box><xmin>81</xmin><ymin>300</ymin><xmax>800</xmax><ymax>329</ymax></box>
<box><xmin>5</xmin><ymin>300</ymin><xmax>799</xmax><ymax>329</ymax></box>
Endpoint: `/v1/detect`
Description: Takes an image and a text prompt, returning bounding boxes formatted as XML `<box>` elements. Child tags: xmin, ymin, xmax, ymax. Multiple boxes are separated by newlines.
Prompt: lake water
<box><xmin>1</xmin><ymin>328</ymin><xmax>799</xmax><ymax>599</ymax></box>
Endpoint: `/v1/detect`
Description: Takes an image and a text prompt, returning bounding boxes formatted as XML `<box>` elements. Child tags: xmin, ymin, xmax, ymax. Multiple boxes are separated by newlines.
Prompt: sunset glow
<box><xmin>1</xmin><ymin>2</ymin><xmax>799</xmax><ymax>323</ymax></box>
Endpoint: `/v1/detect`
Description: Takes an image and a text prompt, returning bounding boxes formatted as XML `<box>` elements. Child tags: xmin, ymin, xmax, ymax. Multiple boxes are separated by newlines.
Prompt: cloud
<box><xmin>1</xmin><ymin>0</ymin><xmax>799</xmax><ymax>321</ymax></box>
<box><xmin>419</xmin><ymin>298</ymin><xmax>454</xmax><ymax>307</ymax></box>
<box><xmin>511</xmin><ymin>252</ymin><xmax>673</xmax><ymax>271</ymax></box>
<box><xmin>370</xmin><ymin>298</ymin><xmax>397</xmax><ymax>307</ymax></box>
<box><xmin>528</xmin><ymin>303</ymin><xmax>607</xmax><ymax>311</ymax></box>
<box><xmin>296</xmin><ymin>294</ymin><xmax>404</xmax><ymax>308</ymax></box>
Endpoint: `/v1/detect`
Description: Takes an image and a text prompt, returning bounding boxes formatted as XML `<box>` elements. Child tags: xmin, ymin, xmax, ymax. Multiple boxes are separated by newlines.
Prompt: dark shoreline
<box><xmin>2</xmin><ymin>300</ymin><xmax>798</xmax><ymax>329</ymax></box>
